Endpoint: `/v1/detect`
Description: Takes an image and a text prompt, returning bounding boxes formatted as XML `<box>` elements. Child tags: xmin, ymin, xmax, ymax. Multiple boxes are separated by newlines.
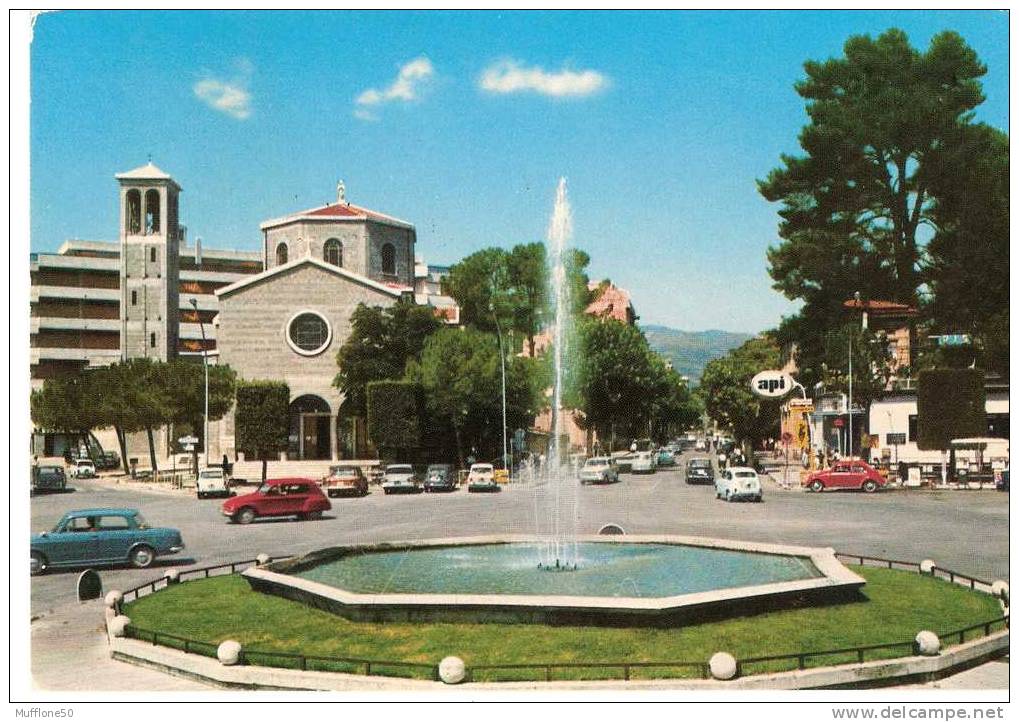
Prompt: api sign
<box><xmin>750</xmin><ymin>370</ymin><xmax>794</xmax><ymax>399</ymax></box>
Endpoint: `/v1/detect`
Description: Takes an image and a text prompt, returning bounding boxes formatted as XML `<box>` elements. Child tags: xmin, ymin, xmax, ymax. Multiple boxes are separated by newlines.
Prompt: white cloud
<box><xmin>193</xmin><ymin>59</ymin><xmax>253</xmax><ymax>120</ymax></box>
<box><xmin>479</xmin><ymin>60</ymin><xmax>607</xmax><ymax>98</ymax></box>
<box><xmin>354</xmin><ymin>57</ymin><xmax>434</xmax><ymax>119</ymax></box>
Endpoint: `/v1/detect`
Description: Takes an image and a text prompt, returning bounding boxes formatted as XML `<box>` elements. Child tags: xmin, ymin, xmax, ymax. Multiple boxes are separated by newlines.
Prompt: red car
<box><xmin>222</xmin><ymin>478</ymin><xmax>331</xmax><ymax>524</ymax></box>
<box><xmin>804</xmin><ymin>459</ymin><xmax>886</xmax><ymax>493</ymax></box>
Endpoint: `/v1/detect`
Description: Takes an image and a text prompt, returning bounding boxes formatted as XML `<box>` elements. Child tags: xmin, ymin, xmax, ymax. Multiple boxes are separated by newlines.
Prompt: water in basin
<box><xmin>292</xmin><ymin>542</ymin><xmax>823</xmax><ymax>598</ymax></box>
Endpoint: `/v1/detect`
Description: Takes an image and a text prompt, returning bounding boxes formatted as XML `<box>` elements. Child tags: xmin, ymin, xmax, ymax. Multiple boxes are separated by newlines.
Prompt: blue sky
<box><xmin>28</xmin><ymin>10</ymin><xmax>1008</xmax><ymax>333</ymax></box>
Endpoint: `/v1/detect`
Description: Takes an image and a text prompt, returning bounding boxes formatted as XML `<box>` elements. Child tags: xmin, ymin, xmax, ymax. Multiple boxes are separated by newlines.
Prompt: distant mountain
<box><xmin>641</xmin><ymin>325</ymin><xmax>752</xmax><ymax>386</ymax></box>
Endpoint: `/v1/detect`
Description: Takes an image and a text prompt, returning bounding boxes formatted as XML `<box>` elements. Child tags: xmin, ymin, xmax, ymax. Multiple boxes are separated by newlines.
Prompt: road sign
<box><xmin>178</xmin><ymin>435</ymin><xmax>199</xmax><ymax>445</ymax></box>
<box><xmin>183</xmin><ymin>444</ymin><xmax>195</xmax><ymax>452</ymax></box>
<box><xmin>887</xmin><ymin>433</ymin><xmax>906</xmax><ymax>445</ymax></box>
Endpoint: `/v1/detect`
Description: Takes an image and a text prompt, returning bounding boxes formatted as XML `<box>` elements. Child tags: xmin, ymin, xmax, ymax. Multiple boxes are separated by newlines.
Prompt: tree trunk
<box><xmin>146</xmin><ymin>426</ymin><xmax>158</xmax><ymax>473</ymax></box>
<box><xmin>261</xmin><ymin>458</ymin><xmax>268</xmax><ymax>484</ymax></box>
<box><xmin>115</xmin><ymin>426</ymin><xmax>130</xmax><ymax>474</ymax></box>
<box><xmin>453</xmin><ymin>424</ymin><xmax>465</xmax><ymax>469</ymax></box>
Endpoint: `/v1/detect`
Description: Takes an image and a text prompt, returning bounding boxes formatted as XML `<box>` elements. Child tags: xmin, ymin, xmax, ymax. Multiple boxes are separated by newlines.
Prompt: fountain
<box><xmin>241</xmin><ymin>180</ymin><xmax>867</xmax><ymax>626</ymax></box>
<box><xmin>537</xmin><ymin>177</ymin><xmax>579</xmax><ymax>572</ymax></box>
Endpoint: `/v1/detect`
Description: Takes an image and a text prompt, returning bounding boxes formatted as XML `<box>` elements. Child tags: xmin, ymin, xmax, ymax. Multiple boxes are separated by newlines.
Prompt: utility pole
<box><xmin>189</xmin><ymin>298</ymin><xmax>209</xmax><ymax>468</ymax></box>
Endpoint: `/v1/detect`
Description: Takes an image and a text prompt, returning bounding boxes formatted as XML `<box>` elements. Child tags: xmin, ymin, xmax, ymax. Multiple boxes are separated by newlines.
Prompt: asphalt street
<box><xmin>29</xmin><ymin>450</ymin><xmax>1009</xmax><ymax>615</ymax></box>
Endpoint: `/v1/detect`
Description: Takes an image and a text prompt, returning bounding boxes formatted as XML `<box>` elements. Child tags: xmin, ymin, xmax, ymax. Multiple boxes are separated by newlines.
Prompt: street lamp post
<box><xmin>849</xmin><ymin>291</ymin><xmax>860</xmax><ymax>459</ymax></box>
<box><xmin>490</xmin><ymin>302</ymin><xmax>509</xmax><ymax>473</ymax></box>
<box><xmin>189</xmin><ymin>298</ymin><xmax>209</xmax><ymax>468</ymax></box>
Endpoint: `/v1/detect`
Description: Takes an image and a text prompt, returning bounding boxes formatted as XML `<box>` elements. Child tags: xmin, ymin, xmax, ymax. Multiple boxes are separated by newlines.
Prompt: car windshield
<box><xmin>427</xmin><ymin>467</ymin><xmax>447</xmax><ymax>476</ymax></box>
<box><xmin>200</xmin><ymin>469</ymin><xmax>223</xmax><ymax>479</ymax></box>
<box><xmin>387</xmin><ymin>465</ymin><xmax>413</xmax><ymax>474</ymax></box>
<box><xmin>690</xmin><ymin>460</ymin><xmax>711</xmax><ymax>468</ymax></box>
<box><xmin>473</xmin><ymin>465</ymin><xmax>493</xmax><ymax>473</ymax></box>
<box><xmin>329</xmin><ymin>466</ymin><xmax>358</xmax><ymax>477</ymax></box>
<box><xmin>735</xmin><ymin>471</ymin><xmax>757</xmax><ymax>478</ymax></box>
<box><xmin>585</xmin><ymin>458</ymin><xmax>608</xmax><ymax>466</ymax></box>
<box><xmin>256</xmin><ymin>482</ymin><xmax>276</xmax><ymax>494</ymax></box>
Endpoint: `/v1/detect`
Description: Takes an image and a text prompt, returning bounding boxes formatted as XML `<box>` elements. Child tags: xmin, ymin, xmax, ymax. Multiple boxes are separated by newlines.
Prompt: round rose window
<box><xmin>287</xmin><ymin>311</ymin><xmax>332</xmax><ymax>356</ymax></box>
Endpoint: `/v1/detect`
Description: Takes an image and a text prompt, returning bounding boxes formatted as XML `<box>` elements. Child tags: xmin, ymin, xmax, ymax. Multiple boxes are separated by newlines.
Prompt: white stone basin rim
<box><xmin>242</xmin><ymin>534</ymin><xmax>865</xmax><ymax>617</ymax></box>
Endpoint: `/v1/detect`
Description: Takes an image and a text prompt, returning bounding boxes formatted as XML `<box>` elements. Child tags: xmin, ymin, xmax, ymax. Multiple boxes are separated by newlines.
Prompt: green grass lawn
<box><xmin>123</xmin><ymin>566</ymin><xmax>1003</xmax><ymax>681</ymax></box>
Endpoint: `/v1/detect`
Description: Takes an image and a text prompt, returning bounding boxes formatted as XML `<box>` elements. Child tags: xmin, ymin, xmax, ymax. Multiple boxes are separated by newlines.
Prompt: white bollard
<box><xmin>108</xmin><ymin>615</ymin><xmax>131</xmax><ymax>638</ymax></box>
<box><xmin>104</xmin><ymin>590</ymin><xmax>124</xmax><ymax>609</ymax></box>
<box><xmin>256</xmin><ymin>553</ymin><xmax>271</xmax><ymax>566</ymax></box>
<box><xmin>438</xmin><ymin>656</ymin><xmax>466</xmax><ymax>684</ymax></box>
<box><xmin>991</xmin><ymin>580</ymin><xmax>1009</xmax><ymax>601</ymax></box>
<box><xmin>915</xmin><ymin>631</ymin><xmax>940</xmax><ymax>656</ymax></box>
<box><xmin>709</xmin><ymin>652</ymin><xmax>738</xmax><ymax>680</ymax></box>
<box><xmin>217</xmin><ymin>640</ymin><xmax>242</xmax><ymax>665</ymax></box>
<box><xmin>920</xmin><ymin>559</ymin><xmax>936</xmax><ymax>574</ymax></box>
<box><xmin>164</xmin><ymin>569</ymin><xmax>181</xmax><ymax>584</ymax></box>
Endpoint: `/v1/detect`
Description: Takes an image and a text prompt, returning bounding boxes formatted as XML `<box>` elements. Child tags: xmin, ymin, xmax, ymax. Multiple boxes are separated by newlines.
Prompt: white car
<box><xmin>196</xmin><ymin>467</ymin><xmax>231</xmax><ymax>499</ymax></box>
<box><xmin>382</xmin><ymin>464</ymin><xmax>420</xmax><ymax>494</ymax></box>
<box><xmin>631</xmin><ymin>451</ymin><xmax>656</xmax><ymax>474</ymax></box>
<box><xmin>715</xmin><ymin>466</ymin><xmax>763</xmax><ymax>502</ymax></box>
<box><xmin>72</xmin><ymin>459</ymin><xmax>96</xmax><ymax>479</ymax></box>
<box><xmin>467</xmin><ymin>463</ymin><xmax>499</xmax><ymax>492</ymax></box>
<box><xmin>694</xmin><ymin>439</ymin><xmax>706</xmax><ymax>451</ymax></box>
<box><xmin>579</xmin><ymin>457</ymin><xmax>620</xmax><ymax>484</ymax></box>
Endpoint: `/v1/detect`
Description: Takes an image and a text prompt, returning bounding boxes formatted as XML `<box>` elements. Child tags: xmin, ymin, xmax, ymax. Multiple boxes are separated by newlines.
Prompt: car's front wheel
<box><xmin>810</xmin><ymin>480</ymin><xmax>824</xmax><ymax>493</ymax></box>
<box><xmin>862</xmin><ymin>480</ymin><xmax>878</xmax><ymax>493</ymax></box>
<box><xmin>31</xmin><ymin>551</ymin><xmax>46</xmax><ymax>576</ymax></box>
<box><xmin>129</xmin><ymin>545</ymin><xmax>156</xmax><ymax>569</ymax></box>
<box><xmin>235</xmin><ymin>507</ymin><xmax>257</xmax><ymax>525</ymax></box>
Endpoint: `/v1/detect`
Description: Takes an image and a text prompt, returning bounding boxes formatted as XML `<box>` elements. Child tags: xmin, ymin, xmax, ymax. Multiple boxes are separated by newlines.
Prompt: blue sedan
<box><xmin>31</xmin><ymin>508</ymin><xmax>185</xmax><ymax>575</ymax></box>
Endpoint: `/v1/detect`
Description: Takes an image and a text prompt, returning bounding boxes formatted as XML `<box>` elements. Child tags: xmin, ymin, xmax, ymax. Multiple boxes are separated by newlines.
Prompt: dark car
<box><xmin>685</xmin><ymin>458</ymin><xmax>714</xmax><ymax>485</ymax></box>
<box><xmin>31</xmin><ymin>508</ymin><xmax>184</xmax><ymax>575</ymax></box>
<box><xmin>32</xmin><ymin>465</ymin><xmax>67</xmax><ymax>493</ymax></box>
<box><xmin>95</xmin><ymin>450</ymin><xmax>121</xmax><ymax>471</ymax></box>
<box><xmin>222</xmin><ymin>478</ymin><xmax>331</xmax><ymax>524</ymax></box>
<box><xmin>423</xmin><ymin>464</ymin><xmax>457</xmax><ymax>492</ymax></box>
<box><xmin>996</xmin><ymin>468</ymin><xmax>1009</xmax><ymax>492</ymax></box>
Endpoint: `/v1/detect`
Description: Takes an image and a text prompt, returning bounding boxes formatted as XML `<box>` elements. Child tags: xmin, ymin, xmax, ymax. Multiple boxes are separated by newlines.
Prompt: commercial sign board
<box><xmin>750</xmin><ymin>370</ymin><xmax>795</xmax><ymax>399</ymax></box>
<box><xmin>887</xmin><ymin>433</ymin><xmax>906</xmax><ymax>446</ymax></box>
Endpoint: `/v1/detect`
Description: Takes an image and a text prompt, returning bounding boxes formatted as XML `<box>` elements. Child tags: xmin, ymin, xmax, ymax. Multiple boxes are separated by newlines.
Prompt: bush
<box><xmin>916</xmin><ymin>369</ymin><xmax>986</xmax><ymax>451</ymax></box>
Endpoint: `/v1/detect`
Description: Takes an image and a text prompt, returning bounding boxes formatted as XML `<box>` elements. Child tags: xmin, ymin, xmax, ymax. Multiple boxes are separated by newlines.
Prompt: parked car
<box><xmin>657</xmin><ymin>449</ymin><xmax>676</xmax><ymax>467</ymax></box>
<box><xmin>467</xmin><ymin>463</ymin><xmax>499</xmax><ymax>492</ymax></box>
<box><xmin>579</xmin><ymin>457</ymin><xmax>620</xmax><ymax>484</ymax></box>
<box><xmin>694</xmin><ymin>438</ymin><xmax>706</xmax><ymax>451</ymax></box>
<box><xmin>196</xmin><ymin>467</ymin><xmax>232</xmax><ymax>499</ymax></box>
<box><xmin>72</xmin><ymin>459</ymin><xmax>96</xmax><ymax>479</ymax></box>
<box><xmin>996</xmin><ymin>468</ymin><xmax>1009</xmax><ymax>492</ymax></box>
<box><xmin>95</xmin><ymin>450</ymin><xmax>121</xmax><ymax>470</ymax></box>
<box><xmin>423</xmin><ymin>464</ymin><xmax>457</xmax><ymax>492</ymax></box>
<box><xmin>321</xmin><ymin>464</ymin><xmax>369</xmax><ymax>497</ymax></box>
<box><xmin>631</xmin><ymin>451</ymin><xmax>656</xmax><ymax>474</ymax></box>
<box><xmin>715</xmin><ymin>467</ymin><xmax>763</xmax><ymax>502</ymax></box>
<box><xmin>31</xmin><ymin>464</ymin><xmax>67</xmax><ymax>493</ymax></box>
<box><xmin>611</xmin><ymin>451</ymin><xmax>634</xmax><ymax>473</ymax></box>
<box><xmin>31</xmin><ymin>508</ymin><xmax>184</xmax><ymax>575</ymax></box>
<box><xmin>222</xmin><ymin>478</ymin><xmax>331</xmax><ymax>524</ymax></box>
<box><xmin>804</xmin><ymin>459</ymin><xmax>886</xmax><ymax>493</ymax></box>
<box><xmin>685</xmin><ymin>457</ymin><xmax>715</xmax><ymax>485</ymax></box>
<box><xmin>382</xmin><ymin>464</ymin><xmax>421</xmax><ymax>494</ymax></box>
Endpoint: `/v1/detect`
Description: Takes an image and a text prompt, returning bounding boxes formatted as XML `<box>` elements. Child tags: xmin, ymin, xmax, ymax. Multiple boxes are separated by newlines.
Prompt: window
<box><xmin>381</xmin><ymin>243</ymin><xmax>396</xmax><ymax>275</ymax></box>
<box><xmin>131</xmin><ymin>290</ymin><xmax>137</xmax><ymax>306</ymax></box>
<box><xmin>150</xmin><ymin>247</ymin><xmax>157</xmax><ymax>263</ymax></box>
<box><xmin>97</xmin><ymin>516</ymin><xmax>130</xmax><ymax>530</ymax></box>
<box><xmin>908</xmin><ymin>414</ymin><xmax>919</xmax><ymax>443</ymax></box>
<box><xmin>986</xmin><ymin>414</ymin><xmax>1009</xmax><ymax>439</ymax></box>
<box><xmin>126</xmin><ymin>189</ymin><xmax>141</xmax><ymax>234</ymax></box>
<box><xmin>324</xmin><ymin>238</ymin><xmax>342</xmax><ymax>267</ymax></box>
<box><xmin>276</xmin><ymin>242</ymin><xmax>288</xmax><ymax>265</ymax></box>
<box><xmin>150</xmin><ymin>332</ymin><xmax>156</xmax><ymax>348</ymax></box>
<box><xmin>144</xmin><ymin>189</ymin><xmax>161</xmax><ymax>234</ymax></box>
<box><xmin>286</xmin><ymin>311</ymin><xmax>332</xmax><ymax>356</ymax></box>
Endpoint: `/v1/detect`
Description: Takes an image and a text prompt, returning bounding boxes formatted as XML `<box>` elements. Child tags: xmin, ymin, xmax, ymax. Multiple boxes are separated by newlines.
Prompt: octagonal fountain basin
<box><xmin>243</xmin><ymin>535</ymin><xmax>866</xmax><ymax>626</ymax></box>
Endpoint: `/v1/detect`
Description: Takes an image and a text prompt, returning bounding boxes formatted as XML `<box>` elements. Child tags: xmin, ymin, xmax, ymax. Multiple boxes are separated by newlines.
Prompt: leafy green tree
<box><xmin>816</xmin><ymin>324</ymin><xmax>895</xmax><ymax>411</ymax></box>
<box><xmin>648</xmin><ymin>358</ymin><xmax>702</xmax><ymax>443</ymax></box>
<box><xmin>761</xmin><ymin>29</ymin><xmax>990</xmax><ymax>375</ymax></box>
<box><xmin>411</xmin><ymin>327</ymin><xmax>544</xmax><ymax>466</ymax></box>
<box><xmin>507</xmin><ymin>242</ymin><xmax>547</xmax><ymax>356</ymax></box>
<box><xmin>916</xmin><ymin>369</ymin><xmax>986</xmax><ymax>452</ymax></box>
<box><xmin>925</xmin><ymin>124</ymin><xmax>1009</xmax><ymax>375</ymax></box>
<box><xmin>698</xmin><ymin>336</ymin><xmax>783</xmax><ymax>453</ymax></box>
<box><xmin>235</xmin><ymin>381</ymin><xmax>290</xmax><ymax>483</ymax></box>
<box><xmin>572</xmin><ymin>318</ymin><xmax>660</xmax><ymax>451</ymax></box>
<box><xmin>334</xmin><ymin>301</ymin><xmax>443</xmax><ymax>417</ymax></box>
<box><xmin>30</xmin><ymin>374</ymin><xmax>104</xmax><ymax>454</ymax></box>
<box><xmin>367</xmin><ymin>380</ymin><xmax>422</xmax><ymax>461</ymax></box>
<box><xmin>162</xmin><ymin>359</ymin><xmax>237</xmax><ymax>471</ymax></box>
<box><xmin>444</xmin><ymin>247</ymin><xmax>513</xmax><ymax>333</ymax></box>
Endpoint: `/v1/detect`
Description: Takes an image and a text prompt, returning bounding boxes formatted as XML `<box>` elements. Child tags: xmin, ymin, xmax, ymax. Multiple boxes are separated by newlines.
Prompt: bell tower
<box><xmin>116</xmin><ymin>161</ymin><xmax>182</xmax><ymax>361</ymax></box>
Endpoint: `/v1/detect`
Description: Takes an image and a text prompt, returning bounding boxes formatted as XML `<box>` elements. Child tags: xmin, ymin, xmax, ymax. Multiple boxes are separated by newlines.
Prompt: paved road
<box><xmin>29</xmin><ymin>450</ymin><xmax>1009</xmax><ymax>614</ymax></box>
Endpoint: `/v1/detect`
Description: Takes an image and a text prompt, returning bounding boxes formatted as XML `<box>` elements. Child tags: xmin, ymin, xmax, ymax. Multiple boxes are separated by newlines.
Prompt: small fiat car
<box><xmin>803</xmin><ymin>459</ymin><xmax>886</xmax><ymax>493</ymax></box>
<box><xmin>631</xmin><ymin>451</ymin><xmax>656</xmax><ymax>474</ymax></box>
<box><xmin>579</xmin><ymin>457</ymin><xmax>620</xmax><ymax>484</ymax></box>
<box><xmin>196</xmin><ymin>467</ymin><xmax>231</xmax><ymax>499</ymax></box>
<box><xmin>321</xmin><ymin>464</ymin><xmax>369</xmax><ymax>497</ymax></box>
<box><xmin>423</xmin><ymin>464</ymin><xmax>457</xmax><ymax>492</ymax></box>
<box><xmin>685</xmin><ymin>457</ymin><xmax>715</xmax><ymax>485</ymax></box>
<box><xmin>381</xmin><ymin>464</ymin><xmax>421</xmax><ymax>494</ymax></box>
<box><xmin>467</xmin><ymin>463</ymin><xmax>499</xmax><ymax>492</ymax></box>
<box><xmin>31</xmin><ymin>508</ymin><xmax>184</xmax><ymax>575</ymax></box>
<box><xmin>222</xmin><ymin>478</ymin><xmax>331</xmax><ymax>523</ymax></box>
<box><xmin>715</xmin><ymin>467</ymin><xmax>763</xmax><ymax>502</ymax></box>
